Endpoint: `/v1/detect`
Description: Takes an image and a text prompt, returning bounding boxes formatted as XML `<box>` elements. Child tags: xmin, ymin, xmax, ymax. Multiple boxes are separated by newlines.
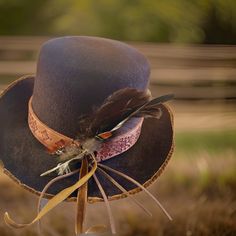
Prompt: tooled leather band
<box><xmin>28</xmin><ymin>97</ymin><xmax>143</xmax><ymax>162</ymax></box>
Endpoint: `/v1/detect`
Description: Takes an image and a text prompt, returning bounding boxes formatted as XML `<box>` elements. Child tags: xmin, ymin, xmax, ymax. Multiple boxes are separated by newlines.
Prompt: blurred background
<box><xmin>0</xmin><ymin>0</ymin><xmax>236</xmax><ymax>235</ymax></box>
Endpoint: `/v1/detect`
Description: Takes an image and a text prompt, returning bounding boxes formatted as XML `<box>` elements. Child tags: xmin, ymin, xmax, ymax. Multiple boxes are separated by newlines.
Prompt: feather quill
<box><xmin>77</xmin><ymin>88</ymin><xmax>173</xmax><ymax>140</ymax></box>
<box><xmin>77</xmin><ymin>88</ymin><xmax>151</xmax><ymax>139</ymax></box>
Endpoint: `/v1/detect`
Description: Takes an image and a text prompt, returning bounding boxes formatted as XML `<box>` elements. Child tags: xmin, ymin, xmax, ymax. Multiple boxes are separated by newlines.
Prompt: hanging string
<box><xmin>4</xmin><ymin>155</ymin><xmax>97</xmax><ymax>229</ymax></box>
<box><xmin>98</xmin><ymin>163</ymin><xmax>172</xmax><ymax>221</ymax></box>
<box><xmin>97</xmin><ymin>167</ymin><xmax>152</xmax><ymax>217</ymax></box>
<box><xmin>4</xmin><ymin>155</ymin><xmax>171</xmax><ymax>235</ymax></box>
<box><xmin>93</xmin><ymin>173</ymin><xmax>116</xmax><ymax>235</ymax></box>
<box><xmin>37</xmin><ymin>169</ymin><xmax>80</xmax><ymax>233</ymax></box>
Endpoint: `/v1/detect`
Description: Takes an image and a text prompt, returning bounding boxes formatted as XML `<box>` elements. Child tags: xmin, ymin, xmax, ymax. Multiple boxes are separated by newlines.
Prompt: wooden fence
<box><xmin>0</xmin><ymin>37</ymin><xmax>236</xmax><ymax>100</ymax></box>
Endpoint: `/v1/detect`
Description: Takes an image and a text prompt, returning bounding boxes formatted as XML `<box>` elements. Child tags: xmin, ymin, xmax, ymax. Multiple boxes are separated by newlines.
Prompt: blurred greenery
<box><xmin>0</xmin><ymin>0</ymin><xmax>236</xmax><ymax>43</ymax></box>
<box><xmin>176</xmin><ymin>130</ymin><xmax>236</xmax><ymax>154</ymax></box>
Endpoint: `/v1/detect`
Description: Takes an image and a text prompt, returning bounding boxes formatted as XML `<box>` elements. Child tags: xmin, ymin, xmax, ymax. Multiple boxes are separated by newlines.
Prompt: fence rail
<box><xmin>0</xmin><ymin>37</ymin><xmax>236</xmax><ymax>100</ymax></box>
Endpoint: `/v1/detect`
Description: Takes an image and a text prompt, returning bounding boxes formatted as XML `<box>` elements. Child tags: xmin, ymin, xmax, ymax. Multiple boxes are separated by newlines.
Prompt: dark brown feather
<box><xmin>77</xmin><ymin>89</ymin><xmax>174</xmax><ymax>140</ymax></box>
<box><xmin>77</xmin><ymin>88</ymin><xmax>151</xmax><ymax>139</ymax></box>
<box><xmin>90</xmin><ymin>88</ymin><xmax>151</xmax><ymax>134</ymax></box>
<box><xmin>134</xmin><ymin>94</ymin><xmax>174</xmax><ymax>118</ymax></box>
<box><xmin>103</xmin><ymin>94</ymin><xmax>174</xmax><ymax>134</ymax></box>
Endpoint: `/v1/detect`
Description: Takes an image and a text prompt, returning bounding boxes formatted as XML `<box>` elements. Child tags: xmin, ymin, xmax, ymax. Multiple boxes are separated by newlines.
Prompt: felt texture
<box><xmin>32</xmin><ymin>36</ymin><xmax>150</xmax><ymax>137</ymax></box>
<box><xmin>0</xmin><ymin>77</ymin><xmax>173</xmax><ymax>199</ymax></box>
<box><xmin>0</xmin><ymin>36</ymin><xmax>173</xmax><ymax>200</ymax></box>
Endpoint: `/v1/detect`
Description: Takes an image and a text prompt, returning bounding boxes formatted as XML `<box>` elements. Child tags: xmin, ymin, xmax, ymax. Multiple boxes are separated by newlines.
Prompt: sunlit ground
<box><xmin>0</xmin><ymin>100</ymin><xmax>235</xmax><ymax>236</ymax></box>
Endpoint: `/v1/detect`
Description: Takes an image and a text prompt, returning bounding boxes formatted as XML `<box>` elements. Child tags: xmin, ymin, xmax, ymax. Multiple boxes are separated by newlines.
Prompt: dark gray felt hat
<box><xmin>0</xmin><ymin>36</ymin><xmax>174</xmax><ymax>202</ymax></box>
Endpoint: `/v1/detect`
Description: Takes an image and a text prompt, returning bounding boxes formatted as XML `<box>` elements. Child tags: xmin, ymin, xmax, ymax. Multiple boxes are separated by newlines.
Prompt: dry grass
<box><xmin>0</xmin><ymin>130</ymin><xmax>236</xmax><ymax>236</ymax></box>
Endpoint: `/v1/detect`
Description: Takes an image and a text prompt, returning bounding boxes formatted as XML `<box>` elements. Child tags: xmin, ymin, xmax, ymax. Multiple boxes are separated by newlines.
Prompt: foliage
<box><xmin>176</xmin><ymin>129</ymin><xmax>236</xmax><ymax>154</ymax></box>
<box><xmin>0</xmin><ymin>0</ymin><xmax>236</xmax><ymax>43</ymax></box>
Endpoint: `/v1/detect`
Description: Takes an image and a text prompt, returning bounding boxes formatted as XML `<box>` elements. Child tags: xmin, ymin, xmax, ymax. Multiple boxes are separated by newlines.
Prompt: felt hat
<box><xmin>0</xmin><ymin>36</ymin><xmax>174</xmax><ymax>203</ymax></box>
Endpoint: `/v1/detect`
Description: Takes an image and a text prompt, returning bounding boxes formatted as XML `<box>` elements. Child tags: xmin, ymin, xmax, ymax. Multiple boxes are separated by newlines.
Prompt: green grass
<box><xmin>175</xmin><ymin>130</ymin><xmax>236</xmax><ymax>154</ymax></box>
<box><xmin>0</xmin><ymin>75</ymin><xmax>18</xmax><ymax>85</ymax></box>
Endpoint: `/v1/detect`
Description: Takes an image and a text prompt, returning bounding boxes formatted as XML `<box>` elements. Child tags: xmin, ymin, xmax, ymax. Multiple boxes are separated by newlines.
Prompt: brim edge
<box><xmin>0</xmin><ymin>76</ymin><xmax>175</xmax><ymax>203</ymax></box>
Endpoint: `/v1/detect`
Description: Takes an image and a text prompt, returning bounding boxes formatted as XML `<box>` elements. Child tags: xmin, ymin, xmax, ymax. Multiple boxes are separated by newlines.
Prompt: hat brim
<box><xmin>0</xmin><ymin>76</ymin><xmax>174</xmax><ymax>203</ymax></box>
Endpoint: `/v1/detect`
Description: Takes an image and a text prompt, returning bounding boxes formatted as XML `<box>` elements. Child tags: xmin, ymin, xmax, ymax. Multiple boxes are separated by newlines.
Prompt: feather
<box><xmin>77</xmin><ymin>88</ymin><xmax>151</xmax><ymax>139</ymax></box>
<box><xmin>77</xmin><ymin>88</ymin><xmax>174</xmax><ymax>140</ymax></box>
<box><xmin>97</xmin><ymin>93</ymin><xmax>174</xmax><ymax>137</ymax></box>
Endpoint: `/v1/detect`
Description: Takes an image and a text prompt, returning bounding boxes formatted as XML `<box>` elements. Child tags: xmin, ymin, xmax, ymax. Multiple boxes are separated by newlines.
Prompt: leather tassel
<box><xmin>37</xmin><ymin>169</ymin><xmax>80</xmax><ymax>234</ymax></box>
<box><xmin>4</xmin><ymin>156</ymin><xmax>97</xmax><ymax>229</ymax></box>
<box><xmin>76</xmin><ymin>157</ymin><xmax>89</xmax><ymax>235</ymax></box>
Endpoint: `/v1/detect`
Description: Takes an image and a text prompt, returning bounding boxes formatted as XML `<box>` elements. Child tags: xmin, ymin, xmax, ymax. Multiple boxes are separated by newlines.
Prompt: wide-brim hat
<box><xmin>0</xmin><ymin>36</ymin><xmax>174</xmax><ymax>203</ymax></box>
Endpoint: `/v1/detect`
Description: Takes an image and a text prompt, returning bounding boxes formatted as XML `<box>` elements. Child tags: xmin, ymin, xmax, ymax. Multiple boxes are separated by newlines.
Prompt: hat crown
<box><xmin>32</xmin><ymin>36</ymin><xmax>150</xmax><ymax>137</ymax></box>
